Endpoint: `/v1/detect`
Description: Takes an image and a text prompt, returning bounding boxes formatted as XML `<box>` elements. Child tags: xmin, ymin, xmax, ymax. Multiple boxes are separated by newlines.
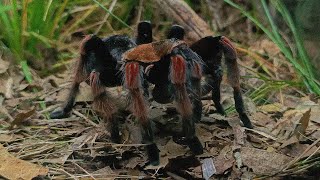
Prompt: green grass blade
<box><xmin>92</xmin><ymin>0</ymin><xmax>133</xmax><ymax>30</ymax></box>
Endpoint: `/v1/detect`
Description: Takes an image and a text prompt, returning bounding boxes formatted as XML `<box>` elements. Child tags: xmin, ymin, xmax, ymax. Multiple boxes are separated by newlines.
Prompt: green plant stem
<box><xmin>92</xmin><ymin>0</ymin><xmax>133</xmax><ymax>30</ymax></box>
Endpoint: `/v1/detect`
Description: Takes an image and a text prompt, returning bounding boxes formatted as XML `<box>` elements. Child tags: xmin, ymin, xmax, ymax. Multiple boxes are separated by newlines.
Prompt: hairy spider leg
<box><xmin>124</xmin><ymin>62</ymin><xmax>159</xmax><ymax>165</ymax></box>
<box><xmin>169</xmin><ymin>24</ymin><xmax>253</xmax><ymax>128</ymax></box>
<box><xmin>170</xmin><ymin>53</ymin><xmax>203</xmax><ymax>154</ymax></box>
<box><xmin>89</xmin><ymin>71</ymin><xmax>120</xmax><ymax>143</ymax></box>
<box><xmin>50</xmin><ymin>35</ymin><xmax>95</xmax><ymax>119</ymax></box>
<box><xmin>220</xmin><ymin>36</ymin><xmax>253</xmax><ymax>128</ymax></box>
<box><xmin>190</xmin><ymin>61</ymin><xmax>203</xmax><ymax>123</ymax></box>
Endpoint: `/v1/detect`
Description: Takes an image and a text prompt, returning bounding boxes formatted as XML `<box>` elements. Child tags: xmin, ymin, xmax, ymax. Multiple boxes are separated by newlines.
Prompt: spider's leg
<box><xmin>220</xmin><ymin>36</ymin><xmax>253</xmax><ymax>128</ymax></box>
<box><xmin>50</xmin><ymin>35</ymin><xmax>94</xmax><ymax>119</ymax></box>
<box><xmin>211</xmin><ymin>63</ymin><xmax>226</xmax><ymax>116</ymax></box>
<box><xmin>124</xmin><ymin>61</ymin><xmax>159</xmax><ymax>165</ymax></box>
<box><xmin>190</xmin><ymin>61</ymin><xmax>203</xmax><ymax>123</ymax></box>
<box><xmin>90</xmin><ymin>71</ymin><xmax>120</xmax><ymax>143</ymax></box>
<box><xmin>170</xmin><ymin>54</ymin><xmax>203</xmax><ymax>155</ymax></box>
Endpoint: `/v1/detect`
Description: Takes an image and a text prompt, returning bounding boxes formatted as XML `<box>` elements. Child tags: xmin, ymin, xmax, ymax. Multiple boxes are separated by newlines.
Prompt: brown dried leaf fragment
<box><xmin>0</xmin><ymin>144</ymin><xmax>48</xmax><ymax>179</ymax></box>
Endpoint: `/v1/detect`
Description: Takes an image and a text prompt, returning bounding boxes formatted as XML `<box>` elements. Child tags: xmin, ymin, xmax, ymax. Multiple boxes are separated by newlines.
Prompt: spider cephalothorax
<box><xmin>168</xmin><ymin>25</ymin><xmax>253</xmax><ymax>129</ymax></box>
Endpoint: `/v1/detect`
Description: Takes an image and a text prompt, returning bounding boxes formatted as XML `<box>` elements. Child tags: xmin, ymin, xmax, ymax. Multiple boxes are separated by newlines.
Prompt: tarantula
<box><xmin>50</xmin><ymin>21</ymin><xmax>203</xmax><ymax>165</ymax></box>
<box><xmin>50</xmin><ymin>21</ymin><xmax>252</xmax><ymax>165</ymax></box>
<box><xmin>50</xmin><ymin>21</ymin><xmax>152</xmax><ymax>143</ymax></box>
<box><xmin>168</xmin><ymin>25</ymin><xmax>253</xmax><ymax>129</ymax></box>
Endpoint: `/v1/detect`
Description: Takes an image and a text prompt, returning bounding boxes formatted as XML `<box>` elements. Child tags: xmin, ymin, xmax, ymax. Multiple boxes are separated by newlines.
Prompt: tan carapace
<box><xmin>122</xmin><ymin>39</ymin><xmax>186</xmax><ymax>63</ymax></box>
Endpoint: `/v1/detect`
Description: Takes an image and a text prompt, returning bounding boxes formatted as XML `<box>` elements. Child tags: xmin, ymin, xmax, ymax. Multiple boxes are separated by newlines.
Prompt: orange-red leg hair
<box><xmin>124</xmin><ymin>62</ymin><xmax>159</xmax><ymax>165</ymax></box>
<box><xmin>220</xmin><ymin>36</ymin><xmax>253</xmax><ymax>128</ymax></box>
<box><xmin>170</xmin><ymin>55</ymin><xmax>203</xmax><ymax>154</ymax></box>
<box><xmin>90</xmin><ymin>71</ymin><xmax>120</xmax><ymax>142</ymax></box>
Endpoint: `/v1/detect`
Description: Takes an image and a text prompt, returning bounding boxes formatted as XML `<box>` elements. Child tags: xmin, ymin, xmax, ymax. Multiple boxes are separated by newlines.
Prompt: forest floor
<box><xmin>0</xmin><ymin>55</ymin><xmax>320</xmax><ymax>179</ymax></box>
<box><xmin>1</xmin><ymin>1</ymin><xmax>320</xmax><ymax>179</ymax></box>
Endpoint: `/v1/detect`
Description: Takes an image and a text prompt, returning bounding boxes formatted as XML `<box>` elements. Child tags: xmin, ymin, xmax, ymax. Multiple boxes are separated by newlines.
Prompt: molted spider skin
<box><xmin>123</xmin><ymin>39</ymin><xmax>204</xmax><ymax>163</ymax></box>
<box><xmin>168</xmin><ymin>25</ymin><xmax>253</xmax><ymax>129</ymax></box>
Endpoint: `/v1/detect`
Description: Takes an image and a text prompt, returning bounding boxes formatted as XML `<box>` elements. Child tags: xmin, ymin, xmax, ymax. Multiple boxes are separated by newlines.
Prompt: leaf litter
<box><xmin>0</xmin><ymin>59</ymin><xmax>320</xmax><ymax>179</ymax></box>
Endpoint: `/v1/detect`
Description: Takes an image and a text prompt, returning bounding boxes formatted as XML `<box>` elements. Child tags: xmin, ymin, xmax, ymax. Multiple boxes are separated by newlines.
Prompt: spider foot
<box><xmin>186</xmin><ymin>136</ymin><xmax>203</xmax><ymax>155</ymax></box>
<box><xmin>240</xmin><ymin>113</ymin><xmax>253</xmax><ymax>129</ymax></box>
<box><xmin>146</xmin><ymin>143</ymin><xmax>160</xmax><ymax>166</ymax></box>
<box><xmin>50</xmin><ymin>107</ymin><xmax>70</xmax><ymax>119</ymax></box>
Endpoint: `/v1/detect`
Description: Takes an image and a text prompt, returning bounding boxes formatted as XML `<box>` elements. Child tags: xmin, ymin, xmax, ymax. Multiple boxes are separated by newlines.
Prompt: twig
<box><xmin>72</xmin><ymin>109</ymin><xmax>98</xmax><ymax>127</ymax></box>
<box><xmin>72</xmin><ymin>161</ymin><xmax>96</xmax><ymax>180</ymax></box>
<box><xmin>302</xmin><ymin>144</ymin><xmax>320</xmax><ymax>162</ymax></box>
<box><xmin>245</xmin><ymin>127</ymin><xmax>277</xmax><ymax>141</ymax></box>
<box><xmin>49</xmin><ymin>167</ymin><xmax>79</xmax><ymax>180</ymax></box>
<box><xmin>282</xmin><ymin>137</ymin><xmax>320</xmax><ymax>171</ymax></box>
<box><xmin>167</xmin><ymin>171</ymin><xmax>187</xmax><ymax>180</ymax></box>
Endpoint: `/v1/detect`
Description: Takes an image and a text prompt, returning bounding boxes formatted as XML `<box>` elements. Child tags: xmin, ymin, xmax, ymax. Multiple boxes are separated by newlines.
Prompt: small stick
<box><xmin>72</xmin><ymin>161</ymin><xmax>96</xmax><ymax>180</ymax></box>
<box><xmin>72</xmin><ymin>109</ymin><xmax>98</xmax><ymax>127</ymax></box>
<box><xmin>282</xmin><ymin>137</ymin><xmax>320</xmax><ymax>171</ymax></box>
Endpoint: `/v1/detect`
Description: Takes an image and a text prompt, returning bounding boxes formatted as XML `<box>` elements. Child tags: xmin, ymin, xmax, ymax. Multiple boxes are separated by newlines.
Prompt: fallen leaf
<box><xmin>9</xmin><ymin>108</ymin><xmax>36</xmax><ymax>129</ymax></box>
<box><xmin>213</xmin><ymin>145</ymin><xmax>234</xmax><ymax>175</ymax></box>
<box><xmin>258</xmin><ymin>103</ymin><xmax>284</xmax><ymax>113</ymax></box>
<box><xmin>241</xmin><ymin>147</ymin><xmax>292</xmax><ymax>175</ymax></box>
<box><xmin>252</xmin><ymin>112</ymin><xmax>272</xmax><ymax>127</ymax></box>
<box><xmin>0</xmin><ymin>134</ymin><xmax>23</xmax><ymax>143</ymax></box>
<box><xmin>0</xmin><ymin>56</ymin><xmax>10</xmax><ymax>74</ymax></box>
<box><xmin>281</xmin><ymin>143</ymin><xmax>319</xmax><ymax>158</ymax></box>
<box><xmin>126</xmin><ymin>157</ymin><xmax>142</xmax><ymax>169</ymax></box>
<box><xmin>0</xmin><ymin>144</ymin><xmax>48</xmax><ymax>179</ymax></box>
<box><xmin>91</xmin><ymin>166</ymin><xmax>115</xmax><ymax>178</ymax></box>
<box><xmin>163</xmin><ymin>139</ymin><xmax>186</xmax><ymax>157</ymax></box>
<box><xmin>144</xmin><ymin>155</ymin><xmax>169</xmax><ymax>170</ymax></box>
<box><xmin>260</xmin><ymin>39</ymin><xmax>281</xmax><ymax>56</ymax></box>
<box><xmin>293</xmin><ymin>108</ymin><xmax>311</xmax><ymax>139</ymax></box>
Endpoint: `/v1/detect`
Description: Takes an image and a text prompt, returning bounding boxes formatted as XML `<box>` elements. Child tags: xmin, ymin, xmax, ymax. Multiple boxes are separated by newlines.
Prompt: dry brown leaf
<box><xmin>0</xmin><ymin>76</ymin><xmax>13</xmax><ymax>98</ymax></box>
<box><xmin>0</xmin><ymin>57</ymin><xmax>10</xmax><ymax>74</ymax></box>
<box><xmin>91</xmin><ymin>166</ymin><xmax>116</xmax><ymax>179</ymax></box>
<box><xmin>144</xmin><ymin>156</ymin><xmax>169</xmax><ymax>170</ymax></box>
<box><xmin>0</xmin><ymin>144</ymin><xmax>48</xmax><ymax>179</ymax></box>
<box><xmin>163</xmin><ymin>139</ymin><xmax>187</xmax><ymax>159</ymax></box>
<box><xmin>258</xmin><ymin>103</ymin><xmax>284</xmax><ymax>113</ymax></box>
<box><xmin>260</xmin><ymin>39</ymin><xmax>281</xmax><ymax>56</ymax></box>
<box><xmin>9</xmin><ymin>108</ymin><xmax>36</xmax><ymax>129</ymax></box>
<box><xmin>279</xmin><ymin>136</ymin><xmax>299</xmax><ymax>149</ymax></box>
<box><xmin>0</xmin><ymin>133</ymin><xmax>23</xmax><ymax>143</ymax></box>
<box><xmin>293</xmin><ymin>108</ymin><xmax>311</xmax><ymax>139</ymax></box>
<box><xmin>281</xmin><ymin>143</ymin><xmax>319</xmax><ymax>158</ymax></box>
<box><xmin>213</xmin><ymin>145</ymin><xmax>234</xmax><ymax>175</ymax></box>
<box><xmin>126</xmin><ymin>157</ymin><xmax>142</xmax><ymax>169</ymax></box>
<box><xmin>241</xmin><ymin>147</ymin><xmax>292</xmax><ymax>175</ymax></box>
<box><xmin>252</xmin><ymin>112</ymin><xmax>272</xmax><ymax>127</ymax></box>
